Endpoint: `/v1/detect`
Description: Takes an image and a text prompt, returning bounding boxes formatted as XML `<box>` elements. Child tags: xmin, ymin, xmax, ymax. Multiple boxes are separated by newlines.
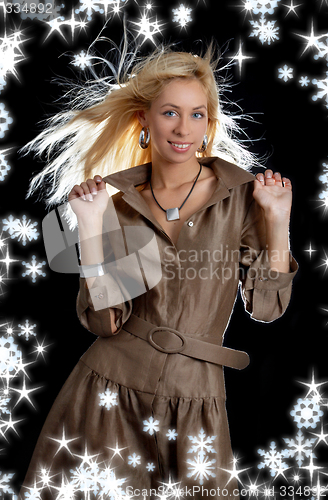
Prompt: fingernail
<box><xmin>82</xmin><ymin>194</ymin><xmax>86</xmax><ymax>201</ymax></box>
<box><xmin>266</xmin><ymin>171</ymin><xmax>272</xmax><ymax>178</ymax></box>
<box><xmin>91</xmin><ymin>188</ymin><xmax>97</xmax><ymax>195</ymax></box>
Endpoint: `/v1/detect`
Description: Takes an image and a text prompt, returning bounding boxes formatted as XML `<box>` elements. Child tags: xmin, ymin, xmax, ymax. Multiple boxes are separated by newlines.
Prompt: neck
<box><xmin>150</xmin><ymin>154</ymin><xmax>202</xmax><ymax>189</ymax></box>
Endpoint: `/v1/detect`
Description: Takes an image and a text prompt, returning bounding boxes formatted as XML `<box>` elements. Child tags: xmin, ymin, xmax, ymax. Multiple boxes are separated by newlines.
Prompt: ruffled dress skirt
<box><xmin>19</xmin><ymin>328</ymin><xmax>240</xmax><ymax>499</ymax></box>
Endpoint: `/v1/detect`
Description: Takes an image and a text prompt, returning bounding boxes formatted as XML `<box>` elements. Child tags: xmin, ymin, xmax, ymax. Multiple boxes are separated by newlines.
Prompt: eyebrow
<box><xmin>160</xmin><ymin>103</ymin><xmax>207</xmax><ymax>110</ymax></box>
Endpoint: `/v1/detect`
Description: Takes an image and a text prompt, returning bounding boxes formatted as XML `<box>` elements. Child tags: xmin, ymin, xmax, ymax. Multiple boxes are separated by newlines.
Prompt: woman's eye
<box><xmin>164</xmin><ymin>111</ymin><xmax>176</xmax><ymax>117</ymax></box>
<box><xmin>193</xmin><ymin>112</ymin><xmax>204</xmax><ymax>119</ymax></box>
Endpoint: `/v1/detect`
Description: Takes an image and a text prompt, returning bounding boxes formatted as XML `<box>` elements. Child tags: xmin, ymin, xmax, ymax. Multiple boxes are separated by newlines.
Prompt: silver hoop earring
<box><xmin>197</xmin><ymin>134</ymin><xmax>208</xmax><ymax>153</ymax></box>
<box><xmin>139</xmin><ymin>127</ymin><xmax>150</xmax><ymax>149</ymax></box>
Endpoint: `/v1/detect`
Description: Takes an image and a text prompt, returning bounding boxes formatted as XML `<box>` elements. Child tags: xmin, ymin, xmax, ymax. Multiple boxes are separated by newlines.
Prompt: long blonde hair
<box><xmin>20</xmin><ymin>38</ymin><xmax>258</xmax><ymax>219</ymax></box>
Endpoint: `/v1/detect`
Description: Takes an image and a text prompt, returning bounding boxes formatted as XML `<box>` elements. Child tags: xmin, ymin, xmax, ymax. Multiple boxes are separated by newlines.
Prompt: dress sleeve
<box><xmin>76</xmin><ymin>224</ymin><xmax>133</xmax><ymax>337</ymax></box>
<box><xmin>76</xmin><ymin>272</ymin><xmax>133</xmax><ymax>337</ymax></box>
<box><xmin>239</xmin><ymin>197</ymin><xmax>298</xmax><ymax>323</ymax></box>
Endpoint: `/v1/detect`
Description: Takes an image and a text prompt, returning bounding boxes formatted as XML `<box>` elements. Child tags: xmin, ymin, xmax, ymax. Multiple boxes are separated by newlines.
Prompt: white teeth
<box><xmin>171</xmin><ymin>143</ymin><xmax>190</xmax><ymax>149</ymax></box>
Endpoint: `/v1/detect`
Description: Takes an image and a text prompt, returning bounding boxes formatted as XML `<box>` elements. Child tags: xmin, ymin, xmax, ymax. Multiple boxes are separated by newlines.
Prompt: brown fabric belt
<box><xmin>122</xmin><ymin>314</ymin><xmax>250</xmax><ymax>370</ymax></box>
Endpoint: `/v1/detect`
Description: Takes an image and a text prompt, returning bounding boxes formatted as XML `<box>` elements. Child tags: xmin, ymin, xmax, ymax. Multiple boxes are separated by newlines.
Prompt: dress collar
<box><xmin>102</xmin><ymin>157</ymin><xmax>255</xmax><ymax>232</ymax></box>
<box><xmin>103</xmin><ymin>156</ymin><xmax>254</xmax><ymax>194</ymax></box>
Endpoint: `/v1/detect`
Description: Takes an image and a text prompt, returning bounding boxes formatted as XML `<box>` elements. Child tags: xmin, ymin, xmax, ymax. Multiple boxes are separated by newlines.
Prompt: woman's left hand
<box><xmin>253</xmin><ymin>169</ymin><xmax>293</xmax><ymax>219</ymax></box>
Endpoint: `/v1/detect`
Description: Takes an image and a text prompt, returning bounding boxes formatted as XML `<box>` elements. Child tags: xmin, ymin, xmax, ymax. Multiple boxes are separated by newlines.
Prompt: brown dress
<box><xmin>19</xmin><ymin>157</ymin><xmax>298</xmax><ymax>499</ymax></box>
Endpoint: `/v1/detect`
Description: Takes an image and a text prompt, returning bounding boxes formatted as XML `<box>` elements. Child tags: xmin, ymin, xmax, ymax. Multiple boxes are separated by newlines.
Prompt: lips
<box><xmin>168</xmin><ymin>141</ymin><xmax>192</xmax><ymax>151</ymax></box>
<box><xmin>170</xmin><ymin>142</ymin><xmax>191</xmax><ymax>149</ymax></box>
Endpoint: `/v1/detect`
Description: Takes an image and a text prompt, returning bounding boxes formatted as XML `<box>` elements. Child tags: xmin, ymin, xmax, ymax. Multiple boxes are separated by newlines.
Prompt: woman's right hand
<box><xmin>68</xmin><ymin>175</ymin><xmax>109</xmax><ymax>219</ymax></box>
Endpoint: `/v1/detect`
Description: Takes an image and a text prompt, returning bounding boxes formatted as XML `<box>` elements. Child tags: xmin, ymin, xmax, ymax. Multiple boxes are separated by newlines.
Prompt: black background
<box><xmin>0</xmin><ymin>0</ymin><xmax>327</xmax><ymax>494</ymax></box>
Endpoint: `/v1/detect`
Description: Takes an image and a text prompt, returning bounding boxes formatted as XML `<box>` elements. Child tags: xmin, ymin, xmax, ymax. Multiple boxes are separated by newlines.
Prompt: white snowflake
<box><xmin>278</xmin><ymin>64</ymin><xmax>294</xmax><ymax>82</ymax></box>
<box><xmin>299</xmin><ymin>75</ymin><xmax>310</xmax><ymax>86</ymax></box>
<box><xmin>72</xmin><ymin>50</ymin><xmax>93</xmax><ymax>70</ymax></box>
<box><xmin>146</xmin><ymin>462</ymin><xmax>155</xmax><ymax>472</ymax></box>
<box><xmin>0</xmin><ymin>471</ymin><xmax>15</xmax><ymax>495</ymax></box>
<box><xmin>258</xmin><ymin>441</ymin><xmax>288</xmax><ymax>477</ymax></box>
<box><xmin>69</xmin><ymin>463</ymin><xmax>94</xmax><ymax>493</ymax></box>
<box><xmin>187</xmin><ymin>428</ymin><xmax>217</xmax><ymax>456</ymax></box>
<box><xmin>18</xmin><ymin>319</ymin><xmax>37</xmax><ymax>341</ymax></box>
<box><xmin>312</xmin><ymin>74</ymin><xmax>328</xmax><ymax>109</ymax></box>
<box><xmin>97</xmin><ymin>465</ymin><xmax>127</xmax><ymax>497</ymax></box>
<box><xmin>22</xmin><ymin>255</ymin><xmax>47</xmax><ymax>283</ymax></box>
<box><xmin>249</xmin><ymin>18</ymin><xmax>279</xmax><ymax>44</ymax></box>
<box><xmin>2</xmin><ymin>215</ymin><xmax>39</xmax><ymax>246</ymax></box>
<box><xmin>186</xmin><ymin>453</ymin><xmax>217</xmax><ymax>485</ymax></box>
<box><xmin>0</xmin><ymin>149</ymin><xmax>11</xmax><ymax>181</ymax></box>
<box><xmin>98</xmin><ymin>388</ymin><xmax>118</xmax><ymax>410</ymax></box>
<box><xmin>0</xmin><ymin>335</ymin><xmax>22</xmax><ymax>375</ymax></box>
<box><xmin>186</xmin><ymin>428</ymin><xmax>217</xmax><ymax>485</ymax></box>
<box><xmin>143</xmin><ymin>415</ymin><xmax>160</xmax><ymax>435</ymax></box>
<box><xmin>0</xmin><ymin>388</ymin><xmax>11</xmax><ymax>416</ymax></box>
<box><xmin>290</xmin><ymin>398</ymin><xmax>324</xmax><ymax>429</ymax></box>
<box><xmin>172</xmin><ymin>4</ymin><xmax>192</xmax><ymax>27</ymax></box>
<box><xmin>250</xmin><ymin>0</ymin><xmax>280</xmax><ymax>16</ymax></box>
<box><xmin>314</xmin><ymin>37</ymin><xmax>328</xmax><ymax>63</ymax></box>
<box><xmin>282</xmin><ymin>430</ymin><xmax>316</xmax><ymax>466</ymax></box>
<box><xmin>128</xmin><ymin>453</ymin><xmax>141</xmax><ymax>467</ymax></box>
<box><xmin>319</xmin><ymin>161</ymin><xmax>328</xmax><ymax>202</ymax></box>
<box><xmin>0</xmin><ymin>103</ymin><xmax>13</xmax><ymax>139</ymax></box>
<box><xmin>166</xmin><ymin>428</ymin><xmax>178</xmax><ymax>440</ymax></box>
<box><xmin>23</xmin><ymin>481</ymin><xmax>44</xmax><ymax>499</ymax></box>
<box><xmin>75</xmin><ymin>0</ymin><xmax>104</xmax><ymax>21</ymax></box>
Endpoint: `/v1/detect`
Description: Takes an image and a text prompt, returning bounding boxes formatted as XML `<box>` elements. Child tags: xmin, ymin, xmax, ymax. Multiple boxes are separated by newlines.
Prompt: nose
<box><xmin>173</xmin><ymin>115</ymin><xmax>190</xmax><ymax>137</ymax></box>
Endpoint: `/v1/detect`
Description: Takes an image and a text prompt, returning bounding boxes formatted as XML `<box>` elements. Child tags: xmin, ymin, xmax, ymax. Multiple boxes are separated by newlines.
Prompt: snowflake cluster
<box><xmin>245</xmin><ymin>0</ymin><xmax>281</xmax><ymax>45</ymax></box>
<box><xmin>75</xmin><ymin>0</ymin><xmax>104</xmax><ymax>21</ymax></box>
<box><xmin>74</xmin><ymin>0</ymin><xmax>128</xmax><ymax>22</ymax></box>
<box><xmin>0</xmin><ymin>214</ymin><xmax>47</xmax><ymax>286</ymax></box>
<box><xmin>4</xmin><ymin>370</ymin><xmax>328</xmax><ymax>496</ymax></box>
<box><xmin>27</xmin><ymin>451</ymin><xmax>128</xmax><ymax>498</ymax></box>
<box><xmin>296</xmin><ymin>28</ymin><xmax>328</xmax><ymax>109</ymax></box>
<box><xmin>0</xmin><ymin>320</ymin><xmax>48</xmax><ymax>496</ymax></box>
<box><xmin>186</xmin><ymin>428</ymin><xmax>217</xmax><ymax>485</ymax></box>
<box><xmin>2</xmin><ymin>215</ymin><xmax>39</xmax><ymax>246</ymax></box>
<box><xmin>256</xmin><ymin>371</ymin><xmax>328</xmax><ymax>489</ymax></box>
<box><xmin>274</xmin><ymin>23</ymin><xmax>328</xmax><ymax>111</ymax></box>
<box><xmin>240</xmin><ymin>0</ymin><xmax>328</xmax><ymax>112</ymax></box>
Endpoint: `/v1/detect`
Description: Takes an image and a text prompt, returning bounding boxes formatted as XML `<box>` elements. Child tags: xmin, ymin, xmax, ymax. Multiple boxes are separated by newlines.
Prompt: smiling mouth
<box><xmin>168</xmin><ymin>142</ymin><xmax>192</xmax><ymax>149</ymax></box>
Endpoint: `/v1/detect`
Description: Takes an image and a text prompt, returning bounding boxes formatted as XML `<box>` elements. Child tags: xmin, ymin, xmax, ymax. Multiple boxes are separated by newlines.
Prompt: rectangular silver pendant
<box><xmin>166</xmin><ymin>207</ymin><xmax>180</xmax><ymax>221</ymax></box>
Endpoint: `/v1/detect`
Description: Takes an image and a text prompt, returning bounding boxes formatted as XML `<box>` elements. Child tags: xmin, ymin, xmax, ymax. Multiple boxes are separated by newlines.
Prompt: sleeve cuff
<box><xmin>88</xmin><ymin>273</ymin><xmax>126</xmax><ymax>312</ymax></box>
<box><xmin>244</xmin><ymin>252</ymin><xmax>298</xmax><ymax>292</ymax></box>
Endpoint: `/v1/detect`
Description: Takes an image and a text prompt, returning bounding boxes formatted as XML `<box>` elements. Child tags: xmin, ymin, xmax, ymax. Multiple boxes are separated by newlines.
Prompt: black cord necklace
<box><xmin>150</xmin><ymin>164</ymin><xmax>203</xmax><ymax>221</ymax></box>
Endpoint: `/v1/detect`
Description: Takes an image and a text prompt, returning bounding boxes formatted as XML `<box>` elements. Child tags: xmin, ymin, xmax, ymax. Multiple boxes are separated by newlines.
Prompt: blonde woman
<box><xmin>19</xmin><ymin>44</ymin><xmax>297</xmax><ymax>498</ymax></box>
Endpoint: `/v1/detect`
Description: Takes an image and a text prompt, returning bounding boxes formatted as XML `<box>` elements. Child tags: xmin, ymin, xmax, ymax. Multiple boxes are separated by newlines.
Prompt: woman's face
<box><xmin>138</xmin><ymin>78</ymin><xmax>209</xmax><ymax>165</ymax></box>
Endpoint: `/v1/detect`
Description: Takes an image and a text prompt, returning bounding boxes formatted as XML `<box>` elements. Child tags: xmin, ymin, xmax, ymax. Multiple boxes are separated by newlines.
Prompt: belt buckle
<box><xmin>147</xmin><ymin>327</ymin><xmax>185</xmax><ymax>354</ymax></box>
